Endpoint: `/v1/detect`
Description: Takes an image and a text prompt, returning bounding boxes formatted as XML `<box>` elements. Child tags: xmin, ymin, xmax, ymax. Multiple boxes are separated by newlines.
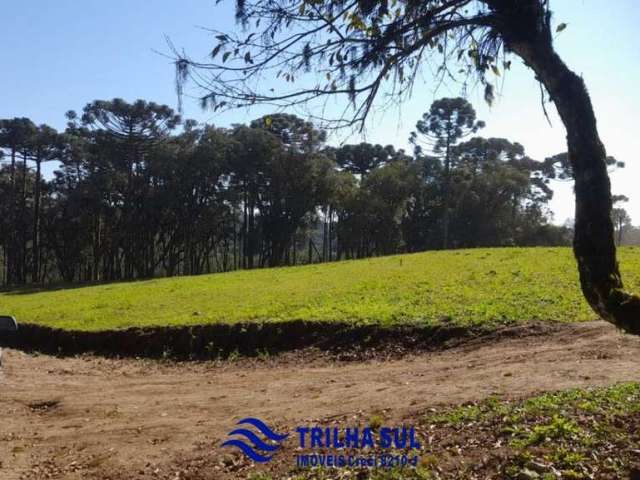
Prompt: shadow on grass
<box><xmin>0</xmin><ymin>277</ymin><xmax>163</xmax><ymax>295</ymax></box>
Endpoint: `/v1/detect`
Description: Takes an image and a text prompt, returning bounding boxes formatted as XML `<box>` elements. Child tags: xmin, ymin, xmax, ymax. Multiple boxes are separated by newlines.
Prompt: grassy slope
<box><xmin>2</xmin><ymin>246</ymin><xmax>640</xmax><ymax>332</ymax></box>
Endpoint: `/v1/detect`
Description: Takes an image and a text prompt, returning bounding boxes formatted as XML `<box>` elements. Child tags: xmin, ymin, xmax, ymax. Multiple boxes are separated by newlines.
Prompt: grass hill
<box><xmin>2</xmin><ymin>247</ymin><xmax>640</xmax><ymax>332</ymax></box>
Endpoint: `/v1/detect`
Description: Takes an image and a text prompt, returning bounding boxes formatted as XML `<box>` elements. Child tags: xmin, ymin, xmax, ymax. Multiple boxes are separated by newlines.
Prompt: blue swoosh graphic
<box><xmin>228</xmin><ymin>428</ymin><xmax>282</xmax><ymax>452</ymax></box>
<box><xmin>236</xmin><ymin>417</ymin><xmax>289</xmax><ymax>441</ymax></box>
<box><xmin>220</xmin><ymin>439</ymin><xmax>274</xmax><ymax>463</ymax></box>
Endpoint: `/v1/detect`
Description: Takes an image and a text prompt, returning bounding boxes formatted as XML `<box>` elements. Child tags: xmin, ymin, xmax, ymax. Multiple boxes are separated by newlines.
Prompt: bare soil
<box><xmin>1</xmin><ymin>321</ymin><xmax>640</xmax><ymax>479</ymax></box>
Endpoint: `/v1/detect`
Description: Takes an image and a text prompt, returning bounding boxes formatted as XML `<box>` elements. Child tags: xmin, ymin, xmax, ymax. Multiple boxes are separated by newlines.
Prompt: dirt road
<box><xmin>1</xmin><ymin>321</ymin><xmax>640</xmax><ymax>479</ymax></box>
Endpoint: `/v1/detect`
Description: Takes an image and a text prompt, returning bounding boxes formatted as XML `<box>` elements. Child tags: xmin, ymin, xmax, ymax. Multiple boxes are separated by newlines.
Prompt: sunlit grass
<box><xmin>2</xmin><ymin>246</ymin><xmax>640</xmax><ymax>331</ymax></box>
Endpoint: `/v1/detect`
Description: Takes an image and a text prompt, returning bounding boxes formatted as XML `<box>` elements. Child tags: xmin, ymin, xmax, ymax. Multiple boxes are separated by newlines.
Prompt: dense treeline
<box><xmin>0</xmin><ymin>97</ymin><xmax>572</xmax><ymax>286</ymax></box>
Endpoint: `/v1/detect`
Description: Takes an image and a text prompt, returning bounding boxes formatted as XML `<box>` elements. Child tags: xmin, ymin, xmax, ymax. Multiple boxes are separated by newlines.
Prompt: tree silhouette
<box><xmin>79</xmin><ymin>99</ymin><xmax>180</xmax><ymax>279</ymax></box>
<box><xmin>30</xmin><ymin>125</ymin><xmax>61</xmax><ymax>282</ymax></box>
<box><xmin>612</xmin><ymin>196</ymin><xmax>631</xmax><ymax>247</ymax></box>
<box><xmin>0</xmin><ymin>118</ymin><xmax>37</xmax><ymax>283</ymax></box>
<box><xmin>250</xmin><ymin>113</ymin><xmax>326</xmax><ymax>153</ymax></box>
<box><xmin>410</xmin><ymin>97</ymin><xmax>484</xmax><ymax>248</ymax></box>
<box><xmin>329</xmin><ymin>142</ymin><xmax>398</xmax><ymax>177</ymax></box>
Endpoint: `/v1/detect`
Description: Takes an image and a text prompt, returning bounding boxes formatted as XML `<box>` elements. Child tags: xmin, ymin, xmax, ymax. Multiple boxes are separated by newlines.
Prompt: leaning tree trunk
<box><xmin>503</xmin><ymin>16</ymin><xmax>640</xmax><ymax>334</ymax></box>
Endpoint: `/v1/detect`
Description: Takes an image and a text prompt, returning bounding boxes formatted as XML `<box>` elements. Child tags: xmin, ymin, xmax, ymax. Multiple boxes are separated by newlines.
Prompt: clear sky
<box><xmin>2</xmin><ymin>0</ymin><xmax>639</xmax><ymax>225</ymax></box>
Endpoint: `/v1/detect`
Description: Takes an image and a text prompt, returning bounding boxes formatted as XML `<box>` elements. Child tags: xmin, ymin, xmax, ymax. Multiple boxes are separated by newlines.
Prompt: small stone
<box><xmin>516</xmin><ymin>469</ymin><xmax>540</xmax><ymax>480</ymax></box>
<box><xmin>526</xmin><ymin>461</ymin><xmax>549</xmax><ymax>473</ymax></box>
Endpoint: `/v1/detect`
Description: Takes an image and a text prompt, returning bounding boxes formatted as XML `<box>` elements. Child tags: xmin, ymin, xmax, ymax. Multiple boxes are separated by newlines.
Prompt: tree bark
<box><xmin>6</xmin><ymin>146</ymin><xmax>17</xmax><ymax>285</ymax></box>
<box><xmin>503</xmin><ymin>17</ymin><xmax>640</xmax><ymax>334</ymax></box>
<box><xmin>32</xmin><ymin>157</ymin><xmax>42</xmax><ymax>283</ymax></box>
<box><xmin>442</xmin><ymin>136</ymin><xmax>452</xmax><ymax>249</ymax></box>
<box><xmin>20</xmin><ymin>150</ymin><xmax>28</xmax><ymax>284</ymax></box>
<box><xmin>248</xmin><ymin>196</ymin><xmax>255</xmax><ymax>269</ymax></box>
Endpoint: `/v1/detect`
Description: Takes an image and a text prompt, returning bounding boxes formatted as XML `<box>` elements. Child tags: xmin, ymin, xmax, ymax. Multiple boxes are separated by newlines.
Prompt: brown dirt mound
<box><xmin>4</xmin><ymin>319</ymin><xmax>561</xmax><ymax>360</ymax></box>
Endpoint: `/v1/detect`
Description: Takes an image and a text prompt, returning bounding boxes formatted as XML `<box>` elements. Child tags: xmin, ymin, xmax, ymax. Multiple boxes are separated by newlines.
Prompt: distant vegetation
<box><xmin>1</xmin><ymin>97</ymin><xmax>578</xmax><ymax>288</ymax></box>
<box><xmin>3</xmin><ymin>247</ymin><xmax>640</xmax><ymax>332</ymax></box>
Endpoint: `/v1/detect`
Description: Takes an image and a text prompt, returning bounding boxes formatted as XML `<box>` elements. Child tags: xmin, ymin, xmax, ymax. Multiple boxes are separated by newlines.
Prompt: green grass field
<box><xmin>2</xmin><ymin>247</ymin><xmax>640</xmax><ymax>332</ymax></box>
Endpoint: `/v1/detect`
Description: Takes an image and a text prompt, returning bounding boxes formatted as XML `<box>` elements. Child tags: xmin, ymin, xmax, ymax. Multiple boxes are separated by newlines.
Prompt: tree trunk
<box><xmin>32</xmin><ymin>157</ymin><xmax>42</xmax><ymax>283</ymax></box>
<box><xmin>328</xmin><ymin>205</ymin><xmax>333</xmax><ymax>262</ymax></box>
<box><xmin>242</xmin><ymin>183</ymin><xmax>248</xmax><ymax>269</ymax></box>
<box><xmin>6</xmin><ymin>147</ymin><xmax>17</xmax><ymax>285</ymax></box>
<box><xmin>442</xmin><ymin>137</ymin><xmax>451</xmax><ymax>249</ymax></box>
<box><xmin>248</xmin><ymin>196</ymin><xmax>255</xmax><ymax>269</ymax></box>
<box><xmin>506</xmin><ymin>23</ymin><xmax>640</xmax><ymax>334</ymax></box>
<box><xmin>20</xmin><ymin>150</ymin><xmax>28</xmax><ymax>284</ymax></box>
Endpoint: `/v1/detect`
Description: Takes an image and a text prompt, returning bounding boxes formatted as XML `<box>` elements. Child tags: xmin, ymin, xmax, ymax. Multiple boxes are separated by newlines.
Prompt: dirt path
<box><xmin>1</xmin><ymin>321</ymin><xmax>640</xmax><ymax>479</ymax></box>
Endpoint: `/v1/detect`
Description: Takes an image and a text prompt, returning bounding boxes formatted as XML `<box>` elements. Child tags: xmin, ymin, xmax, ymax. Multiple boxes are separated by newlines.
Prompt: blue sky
<box><xmin>2</xmin><ymin>1</ymin><xmax>639</xmax><ymax>225</ymax></box>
